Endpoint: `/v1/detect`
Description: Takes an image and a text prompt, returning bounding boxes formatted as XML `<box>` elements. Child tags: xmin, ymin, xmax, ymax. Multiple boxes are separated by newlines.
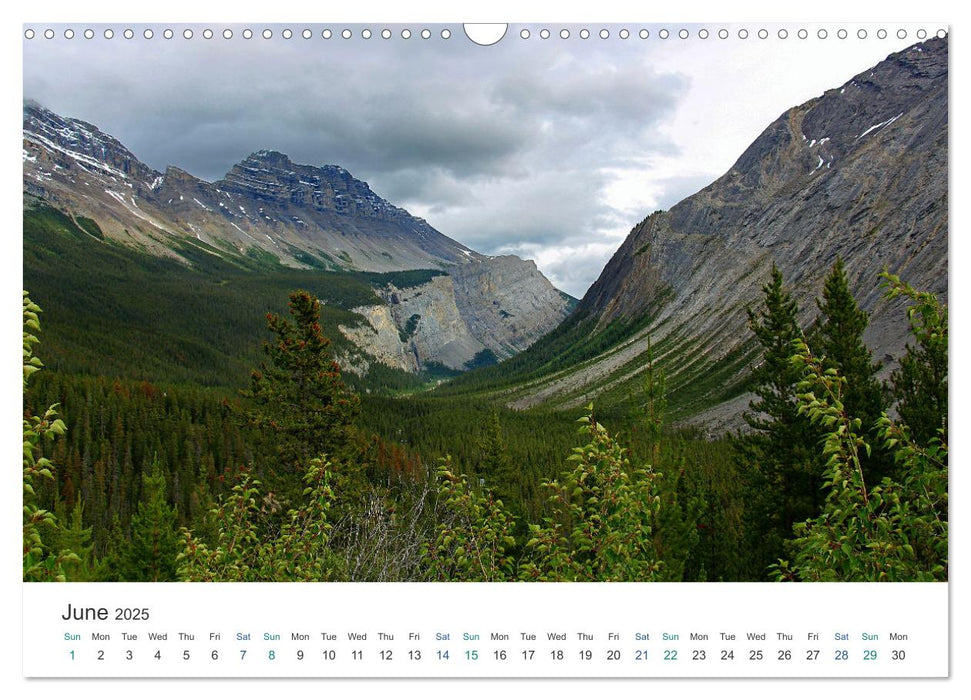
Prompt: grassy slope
<box><xmin>432</xmin><ymin>287</ymin><xmax>753</xmax><ymax>424</ymax></box>
<box><xmin>23</xmin><ymin>202</ymin><xmax>428</xmax><ymax>392</ymax></box>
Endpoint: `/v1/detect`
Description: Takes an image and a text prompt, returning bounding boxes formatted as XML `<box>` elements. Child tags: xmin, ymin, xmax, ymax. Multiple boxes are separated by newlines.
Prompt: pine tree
<box><xmin>635</xmin><ymin>337</ymin><xmax>699</xmax><ymax>582</ymax></box>
<box><xmin>117</xmin><ymin>461</ymin><xmax>180</xmax><ymax>581</ymax></box>
<box><xmin>737</xmin><ymin>265</ymin><xmax>821</xmax><ymax>576</ymax></box>
<box><xmin>885</xmin><ymin>272</ymin><xmax>948</xmax><ymax>444</ymax></box>
<box><xmin>244</xmin><ymin>290</ymin><xmax>360</xmax><ymax>482</ymax></box>
<box><xmin>479</xmin><ymin>409</ymin><xmax>517</xmax><ymax>510</ymax></box>
<box><xmin>55</xmin><ymin>498</ymin><xmax>97</xmax><ymax>581</ymax></box>
<box><xmin>813</xmin><ymin>258</ymin><xmax>890</xmax><ymax>481</ymax></box>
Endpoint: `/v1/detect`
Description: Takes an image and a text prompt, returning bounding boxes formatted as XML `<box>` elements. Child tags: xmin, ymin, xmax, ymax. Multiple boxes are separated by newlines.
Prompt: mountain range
<box><xmin>22</xmin><ymin>37</ymin><xmax>947</xmax><ymax>431</ymax></box>
<box><xmin>22</xmin><ymin>102</ymin><xmax>573</xmax><ymax>374</ymax></box>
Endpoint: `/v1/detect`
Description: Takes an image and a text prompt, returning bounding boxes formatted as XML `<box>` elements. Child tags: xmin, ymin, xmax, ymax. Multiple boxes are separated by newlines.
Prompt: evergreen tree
<box><xmin>117</xmin><ymin>461</ymin><xmax>180</xmax><ymax>581</ymax></box>
<box><xmin>55</xmin><ymin>498</ymin><xmax>98</xmax><ymax>581</ymax></box>
<box><xmin>885</xmin><ymin>272</ymin><xmax>948</xmax><ymax>444</ymax></box>
<box><xmin>737</xmin><ymin>265</ymin><xmax>821</xmax><ymax>576</ymax></box>
<box><xmin>635</xmin><ymin>337</ymin><xmax>700</xmax><ymax>581</ymax></box>
<box><xmin>813</xmin><ymin>258</ymin><xmax>890</xmax><ymax>481</ymax></box>
<box><xmin>244</xmin><ymin>290</ymin><xmax>360</xmax><ymax>483</ymax></box>
<box><xmin>479</xmin><ymin>409</ymin><xmax>517</xmax><ymax>510</ymax></box>
<box><xmin>640</xmin><ymin>336</ymin><xmax>666</xmax><ymax>468</ymax></box>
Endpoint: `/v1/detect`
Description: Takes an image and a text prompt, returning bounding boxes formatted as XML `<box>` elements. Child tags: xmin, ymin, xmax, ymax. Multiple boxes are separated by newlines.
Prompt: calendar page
<box><xmin>16</xmin><ymin>1</ymin><xmax>955</xmax><ymax>695</ymax></box>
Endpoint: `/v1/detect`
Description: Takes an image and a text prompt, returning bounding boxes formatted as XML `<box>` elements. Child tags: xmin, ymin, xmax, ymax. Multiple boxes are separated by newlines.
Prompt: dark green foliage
<box><xmin>244</xmin><ymin>246</ymin><xmax>283</xmax><ymax>269</ymax></box>
<box><xmin>113</xmin><ymin>462</ymin><xmax>181</xmax><ymax>582</ymax></box>
<box><xmin>885</xmin><ymin>272</ymin><xmax>948</xmax><ymax>444</ymax></box>
<box><xmin>23</xmin><ymin>197</ymin><xmax>945</xmax><ymax>583</ymax></box>
<box><xmin>417</xmin><ymin>362</ymin><xmax>462</xmax><ymax>382</ymax></box>
<box><xmin>478</xmin><ymin>409</ymin><xmax>517</xmax><ymax>509</ymax></box>
<box><xmin>358</xmin><ymin>395</ymin><xmax>580</xmax><ymax>520</ymax></box>
<box><xmin>51</xmin><ymin>499</ymin><xmax>98</xmax><ymax>581</ymax></box>
<box><xmin>812</xmin><ymin>258</ymin><xmax>890</xmax><ymax>481</ymax></box>
<box><xmin>736</xmin><ymin>265</ymin><xmax>821</xmax><ymax>576</ymax></box>
<box><xmin>437</xmin><ymin>310</ymin><xmax>659</xmax><ymax>396</ymax></box>
<box><xmin>673</xmin><ymin>453</ymin><xmax>746</xmax><ymax>582</ymax></box>
<box><xmin>399</xmin><ymin>313</ymin><xmax>421</xmax><ymax>342</ymax></box>
<box><xmin>244</xmin><ymin>291</ymin><xmax>360</xmax><ymax>475</ymax></box>
<box><xmin>464</xmin><ymin>348</ymin><xmax>498</xmax><ymax>371</ymax></box>
<box><xmin>74</xmin><ymin>216</ymin><xmax>105</xmax><ymax>240</ymax></box>
<box><xmin>287</xmin><ymin>245</ymin><xmax>336</xmax><ymax>270</ymax></box>
<box><xmin>26</xmin><ymin>372</ymin><xmax>248</xmax><ymax>552</ymax></box>
<box><xmin>23</xmin><ymin>203</ymin><xmax>386</xmax><ymax>388</ymax></box>
<box><xmin>363</xmin><ymin>268</ymin><xmax>447</xmax><ymax>289</ymax></box>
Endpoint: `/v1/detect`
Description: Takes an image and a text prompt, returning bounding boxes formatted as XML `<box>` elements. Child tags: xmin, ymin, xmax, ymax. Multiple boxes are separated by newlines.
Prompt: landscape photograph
<box><xmin>22</xmin><ymin>24</ymin><xmax>947</xmax><ymax>583</ymax></box>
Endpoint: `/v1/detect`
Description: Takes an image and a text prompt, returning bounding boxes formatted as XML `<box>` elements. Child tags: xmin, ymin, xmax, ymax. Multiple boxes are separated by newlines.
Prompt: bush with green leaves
<box><xmin>775</xmin><ymin>275</ymin><xmax>947</xmax><ymax>582</ymax></box>
<box><xmin>887</xmin><ymin>272</ymin><xmax>948</xmax><ymax>445</ymax></box>
<box><xmin>178</xmin><ymin>458</ymin><xmax>344</xmax><ymax>581</ymax></box>
<box><xmin>521</xmin><ymin>409</ymin><xmax>664</xmax><ymax>582</ymax></box>
<box><xmin>421</xmin><ymin>457</ymin><xmax>517</xmax><ymax>581</ymax></box>
<box><xmin>23</xmin><ymin>291</ymin><xmax>77</xmax><ymax>581</ymax></box>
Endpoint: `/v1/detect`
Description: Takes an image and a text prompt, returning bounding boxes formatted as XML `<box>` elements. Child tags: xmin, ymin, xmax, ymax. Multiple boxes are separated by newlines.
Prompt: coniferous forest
<box><xmin>23</xmin><ymin>206</ymin><xmax>948</xmax><ymax>583</ymax></box>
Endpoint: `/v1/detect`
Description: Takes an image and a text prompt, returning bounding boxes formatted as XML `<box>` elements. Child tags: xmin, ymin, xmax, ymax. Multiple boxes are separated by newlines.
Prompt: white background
<box><xmin>4</xmin><ymin>0</ymin><xmax>964</xmax><ymax>698</ymax></box>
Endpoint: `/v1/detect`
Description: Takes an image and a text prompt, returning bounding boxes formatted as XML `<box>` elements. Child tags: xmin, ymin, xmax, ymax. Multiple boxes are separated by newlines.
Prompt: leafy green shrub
<box><xmin>421</xmin><ymin>457</ymin><xmax>517</xmax><ymax>581</ymax></box>
<box><xmin>23</xmin><ymin>291</ymin><xmax>76</xmax><ymax>581</ymax></box>
<box><xmin>775</xmin><ymin>276</ymin><xmax>947</xmax><ymax>581</ymax></box>
<box><xmin>521</xmin><ymin>408</ymin><xmax>664</xmax><ymax>582</ymax></box>
<box><xmin>178</xmin><ymin>458</ymin><xmax>344</xmax><ymax>581</ymax></box>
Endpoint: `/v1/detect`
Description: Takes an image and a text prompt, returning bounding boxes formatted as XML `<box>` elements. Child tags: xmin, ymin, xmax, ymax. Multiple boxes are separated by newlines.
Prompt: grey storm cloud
<box><xmin>28</xmin><ymin>23</ymin><xmax>906</xmax><ymax>297</ymax></box>
<box><xmin>23</xmin><ymin>25</ymin><xmax>920</xmax><ymax>296</ymax></box>
<box><xmin>23</xmin><ymin>26</ymin><xmax>695</xmax><ymax>297</ymax></box>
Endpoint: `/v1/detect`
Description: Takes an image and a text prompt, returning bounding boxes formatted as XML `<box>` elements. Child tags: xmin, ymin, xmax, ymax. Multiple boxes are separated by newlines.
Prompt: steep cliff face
<box><xmin>449</xmin><ymin>256</ymin><xmax>575</xmax><ymax>357</ymax></box>
<box><xmin>340</xmin><ymin>257</ymin><xmax>575</xmax><ymax>372</ymax></box>
<box><xmin>503</xmin><ymin>38</ymin><xmax>947</xmax><ymax>427</ymax></box>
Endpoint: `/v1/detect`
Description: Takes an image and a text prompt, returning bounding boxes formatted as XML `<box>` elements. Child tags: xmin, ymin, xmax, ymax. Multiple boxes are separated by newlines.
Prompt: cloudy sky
<box><xmin>23</xmin><ymin>23</ymin><xmax>930</xmax><ymax>297</ymax></box>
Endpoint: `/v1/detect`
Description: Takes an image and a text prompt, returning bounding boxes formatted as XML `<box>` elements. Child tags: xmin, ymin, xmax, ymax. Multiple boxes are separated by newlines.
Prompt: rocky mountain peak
<box><xmin>23</xmin><ymin>101</ymin><xmax>161</xmax><ymax>187</ymax></box>
<box><xmin>217</xmin><ymin>149</ymin><xmax>422</xmax><ymax>227</ymax></box>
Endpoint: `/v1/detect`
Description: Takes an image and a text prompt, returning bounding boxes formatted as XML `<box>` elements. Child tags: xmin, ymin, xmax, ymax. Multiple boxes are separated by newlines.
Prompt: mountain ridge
<box><xmin>454</xmin><ymin>37</ymin><xmax>947</xmax><ymax>431</ymax></box>
<box><xmin>23</xmin><ymin>102</ymin><xmax>482</xmax><ymax>271</ymax></box>
<box><xmin>22</xmin><ymin>103</ymin><xmax>574</xmax><ymax>376</ymax></box>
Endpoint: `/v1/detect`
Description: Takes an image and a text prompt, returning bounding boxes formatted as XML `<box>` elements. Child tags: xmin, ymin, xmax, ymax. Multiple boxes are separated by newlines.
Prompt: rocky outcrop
<box><xmin>508</xmin><ymin>38</ymin><xmax>947</xmax><ymax>427</ymax></box>
<box><xmin>341</xmin><ymin>257</ymin><xmax>575</xmax><ymax>371</ymax></box>
<box><xmin>450</xmin><ymin>256</ymin><xmax>574</xmax><ymax>357</ymax></box>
